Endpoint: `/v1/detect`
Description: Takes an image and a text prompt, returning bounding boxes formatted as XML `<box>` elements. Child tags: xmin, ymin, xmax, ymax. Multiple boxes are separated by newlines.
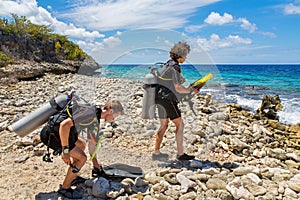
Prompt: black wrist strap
<box><xmin>62</xmin><ymin>146</ymin><xmax>69</xmax><ymax>150</ymax></box>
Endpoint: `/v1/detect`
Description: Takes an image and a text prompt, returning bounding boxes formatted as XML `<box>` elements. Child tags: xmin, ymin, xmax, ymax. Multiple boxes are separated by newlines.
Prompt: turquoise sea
<box><xmin>96</xmin><ymin>64</ymin><xmax>300</xmax><ymax>125</ymax></box>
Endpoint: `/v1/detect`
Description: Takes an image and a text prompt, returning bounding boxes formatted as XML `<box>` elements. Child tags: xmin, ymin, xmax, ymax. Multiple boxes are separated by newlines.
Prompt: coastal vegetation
<box><xmin>0</xmin><ymin>14</ymin><xmax>87</xmax><ymax>67</ymax></box>
<box><xmin>0</xmin><ymin>51</ymin><xmax>13</xmax><ymax>67</ymax></box>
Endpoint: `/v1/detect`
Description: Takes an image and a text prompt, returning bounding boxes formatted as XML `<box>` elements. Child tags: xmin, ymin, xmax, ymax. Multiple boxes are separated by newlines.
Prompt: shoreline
<box><xmin>1</xmin><ymin>72</ymin><xmax>300</xmax><ymax>199</ymax></box>
<box><xmin>98</xmin><ymin>64</ymin><xmax>300</xmax><ymax>125</ymax></box>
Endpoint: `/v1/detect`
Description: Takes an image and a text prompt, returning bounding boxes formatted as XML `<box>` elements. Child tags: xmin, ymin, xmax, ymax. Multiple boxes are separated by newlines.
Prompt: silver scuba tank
<box><xmin>142</xmin><ymin>66</ymin><xmax>158</xmax><ymax>119</ymax></box>
<box><xmin>8</xmin><ymin>95</ymin><xmax>70</xmax><ymax>137</ymax></box>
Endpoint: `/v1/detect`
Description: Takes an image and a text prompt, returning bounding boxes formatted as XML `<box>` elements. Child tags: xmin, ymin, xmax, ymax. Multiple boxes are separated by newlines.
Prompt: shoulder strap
<box><xmin>158</xmin><ymin>60</ymin><xmax>182</xmax><ymax>81</ymax></box>
<box><xmin>65</xmin><ymin>104</ymin><xmax>73</xmax><ymax>118</ymax></box>
<box><xmin>165</xmin><ymin>59</ymin><xmax>178</xmax><ymax>66</ymax></box>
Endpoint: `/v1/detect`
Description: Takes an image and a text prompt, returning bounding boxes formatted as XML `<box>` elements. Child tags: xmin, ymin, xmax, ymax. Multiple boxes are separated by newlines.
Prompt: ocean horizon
<box><xmin>95</xmin><ymin>64</ymin><xmax>300</xmax><ymax>125</ymax></box>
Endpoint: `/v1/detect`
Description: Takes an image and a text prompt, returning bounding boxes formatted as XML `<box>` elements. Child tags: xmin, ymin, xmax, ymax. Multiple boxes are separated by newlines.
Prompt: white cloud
<box><xmin>0</xmin><ymin>0</ymin><xmax>37</xmax><ymax>16</ymax></box>
<box><xmin>260</xmin><ymin>31</ymin><xmax>277</xmax><ymax>38</ymax></box>
<box><xmin>76</xmin><ymin>40</ymin><xmax>104</xmax><ymax>54</ymax></box>
<box><xmin>204</xmin><ymin>12</ymin><xmax>234</xmax><ymax>25</ymax></box>
<box><xmin>227</xmin><ymin>35</ymin><xmax>252</xmax><ymax>45</ymax></box>
<box><xmin>204</xmin><ymin>12</ymin><xmax>257</xmax><ymax>33</ymax></box>
<box><xmin>60</xmin><ymin>0</ymin><xmax>220</xmax><ymax>31</ymax></box>
<box><xmin>103</xmin><ymin>36</ymin><xmax>122</xmax><ymax>48</ymax></box>
<box><xmin>197</xmin><ymin>33</ymin><xmax>252</xmax><ymax>51</ymax></box>
<box><xmin>237</xmin><ymin>18</ymin><xmax>257</xmax><ymax>33</ymax></box>
<box><xmin>0</xmin><ymin>0</ymin><xmax>105</xmax><ymax>40</ymax></box>
<box><xmin>283</xmin><ymin>3</ymin><xmax>300</xmax><ymax>14</ymax></box>
<box><xmin>116</xmin><ymin>31</ymin><xmax>122</xmax><ymax>36</ymax></box>
<box><xmin>185</xmin><ymin>24</ymin><xmax>206</xmax><ymax>33</ymax></box>
<box><xmin>53</xmin><ymin>22</ymin><xmax>105</xmax><ymax>41</ymax></box>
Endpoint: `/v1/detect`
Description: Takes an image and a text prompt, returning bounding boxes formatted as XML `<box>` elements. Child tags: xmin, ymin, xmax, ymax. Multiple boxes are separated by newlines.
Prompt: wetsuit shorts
<box><xmin>155</xmin><ymin>99</ymin><xmax>181</xmax><ymax>120</ymax></box>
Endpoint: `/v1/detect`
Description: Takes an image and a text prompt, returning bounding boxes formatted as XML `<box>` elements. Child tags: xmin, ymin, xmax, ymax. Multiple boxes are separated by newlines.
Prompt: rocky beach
<box><xmin>1</xmin><ymin>69</ymin><xmax>300</xmax><ymax>200</ymax></box>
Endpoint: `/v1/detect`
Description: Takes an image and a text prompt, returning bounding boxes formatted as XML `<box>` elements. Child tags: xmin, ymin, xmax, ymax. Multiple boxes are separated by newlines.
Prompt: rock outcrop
<box><xmin>0</xmin><ymin>57</ymin><xmax>100</xmax><ymax>84</ymax></box>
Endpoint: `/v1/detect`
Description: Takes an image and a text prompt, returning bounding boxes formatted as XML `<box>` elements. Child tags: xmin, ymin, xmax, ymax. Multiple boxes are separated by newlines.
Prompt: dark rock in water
<box><xmin>223</xmin><ymin>83</ymin><xmax>239</xmax><ymax>88</ymax></box>
<box><xmin>256</xmin><ymin>94</ymin><xmax>283</xmax><ymax>120</ymax></box>
<box><xmin>245</xmin><ymin>85</ymin><xmax>269</xmax><ymax>90</ymax></box>
<box><xmin>265</xmin><ymin>109</ymin><xmax>279</xmax><ymax>120</ymax></box>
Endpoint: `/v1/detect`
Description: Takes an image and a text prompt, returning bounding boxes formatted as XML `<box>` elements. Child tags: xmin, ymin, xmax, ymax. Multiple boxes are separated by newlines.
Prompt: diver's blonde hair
<box><xmin>103</xmin><ymin>100</ymin><xmax>124</xmax><ymax>115</ymax></box>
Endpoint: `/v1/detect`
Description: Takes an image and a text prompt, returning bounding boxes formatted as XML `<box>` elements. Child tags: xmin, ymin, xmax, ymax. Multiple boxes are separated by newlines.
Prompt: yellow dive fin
<box><xmin>190</xmin><ymin>73</ymin><xmax>213</xmax><ymax>89</ymax></box>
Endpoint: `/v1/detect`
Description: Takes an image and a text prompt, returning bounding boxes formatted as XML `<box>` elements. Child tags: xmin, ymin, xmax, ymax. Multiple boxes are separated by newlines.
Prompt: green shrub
<box><xmin>0</xmin><ymin>52</ymin><xmax>14</xmax><ymax>67</ymax></box>
<box><xmin>63</xmin><ymin>41</ymin><xmax>87</xmax><ymax>60</ymax></box>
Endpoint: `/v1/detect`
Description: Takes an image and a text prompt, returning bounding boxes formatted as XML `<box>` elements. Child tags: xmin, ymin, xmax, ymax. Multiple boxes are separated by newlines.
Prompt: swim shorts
<box><xmin>155</xmin><ymin>99</ymin><xmax>181</xmax><ymax>120</ymax></box>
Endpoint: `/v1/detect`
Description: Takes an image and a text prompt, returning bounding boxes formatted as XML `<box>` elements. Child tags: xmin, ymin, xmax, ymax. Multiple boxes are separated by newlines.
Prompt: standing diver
<box><xmin>152</xmin><ymin>41</ymin><xmax>198</xmax><ymax>161</ymax></box>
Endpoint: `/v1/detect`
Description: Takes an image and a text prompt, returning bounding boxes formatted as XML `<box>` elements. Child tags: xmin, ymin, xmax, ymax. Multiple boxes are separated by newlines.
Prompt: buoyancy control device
<box><xmin>142</xmin><ymin>61</ymin><xmax>185</xmax><ymax>119</ymax></box>
<box><xmin>142</xmin><ymin>62</ymin><xmax>214</xmax><ymax>118</ymax></box>
<box><xmin>8</xmin><ymin>92</ymin><xmax>76</xmax><ymax>137</ymax></box>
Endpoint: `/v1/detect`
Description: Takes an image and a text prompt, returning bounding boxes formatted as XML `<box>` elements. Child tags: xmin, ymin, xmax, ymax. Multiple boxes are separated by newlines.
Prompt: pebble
<box><xmin>14</xmin><ymin>155</ymin><xmax>29</xmax><ymax>163</ymax></box>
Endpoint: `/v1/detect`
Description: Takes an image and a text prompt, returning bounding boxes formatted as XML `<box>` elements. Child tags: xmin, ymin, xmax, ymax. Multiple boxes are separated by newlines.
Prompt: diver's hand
<box><xmin>62</xmin><ymin>152</ymin><xmax>71</xmax><ymax>165</ymax></box>
<box><xmin>189</xmin><ymin>87</ymin><xmax>199</xmax><ymax>95</ymax></box>
<box><xmin>193</xmin><ymin>88</ymin><xmax>199</xmax><ymax>94</ymax></box>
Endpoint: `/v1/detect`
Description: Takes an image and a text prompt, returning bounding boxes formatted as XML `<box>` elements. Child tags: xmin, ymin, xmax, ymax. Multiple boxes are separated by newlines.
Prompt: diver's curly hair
<box><xmin>169</xmin><ymin>41</ymin><xmax>190</xmax><ymax>60</ymax></box>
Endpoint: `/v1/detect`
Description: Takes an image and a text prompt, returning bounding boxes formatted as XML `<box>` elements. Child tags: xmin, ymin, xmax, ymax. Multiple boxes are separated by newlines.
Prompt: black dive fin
<box><xmin>103</xmin><ymin>163</ymin><xmax>144</xmax><ymax>178</ymax></box>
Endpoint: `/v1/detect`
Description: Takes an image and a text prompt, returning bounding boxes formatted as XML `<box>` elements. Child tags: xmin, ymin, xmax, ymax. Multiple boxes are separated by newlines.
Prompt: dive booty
<box><xmin>8</xmin><ymin>95</ymin><xmax>70</xmax><ymax>137</ymax></box>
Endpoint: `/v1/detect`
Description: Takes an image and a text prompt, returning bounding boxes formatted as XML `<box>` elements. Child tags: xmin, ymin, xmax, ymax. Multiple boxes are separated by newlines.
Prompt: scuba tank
<box><xmin>142</xmin><ymin>64</ymin><xmax>160</xmax><ymax>119</ymax></box>
<box><xmin>8</xmin><ymin>94</ymin><xmax>72</xmax><ymax>137</ymax></box>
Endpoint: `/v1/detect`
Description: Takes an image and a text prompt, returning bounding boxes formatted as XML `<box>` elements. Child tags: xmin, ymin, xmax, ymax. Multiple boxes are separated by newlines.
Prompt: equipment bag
<box><xmin>40</xmin><ymin>124</ymin><xmax>61</xmax><ymax>154</ymax></box>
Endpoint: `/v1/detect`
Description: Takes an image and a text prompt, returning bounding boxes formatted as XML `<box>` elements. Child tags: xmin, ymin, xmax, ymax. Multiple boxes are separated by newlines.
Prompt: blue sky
<box><xmin>0</xmin><ymin>0</ymin><xmax>300</xmax><ymax>64</ymax></box>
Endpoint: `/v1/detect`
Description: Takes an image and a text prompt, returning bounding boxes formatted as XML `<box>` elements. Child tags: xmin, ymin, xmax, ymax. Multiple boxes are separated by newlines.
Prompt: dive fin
<box><xmin>102</xmin><ymin>163</ymin><xmax>144</xmax><ymax>178</ymax></box>
<box><xmin>190</xmin><ymin>73</ymin><xmax>213</xmax><ymax>89</ymax></box>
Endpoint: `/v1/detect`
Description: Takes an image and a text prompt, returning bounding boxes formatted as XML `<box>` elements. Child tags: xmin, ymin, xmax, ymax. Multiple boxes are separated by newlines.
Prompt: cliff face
<box><xmin>0</xmin><ymin>33</ymin><xmax>100</xmax><ymax>84</ymax></box>
<box><xmin>1</xmin><ymin>33</ymin><xmax>64</xmax><ymax>62</ymax></box>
